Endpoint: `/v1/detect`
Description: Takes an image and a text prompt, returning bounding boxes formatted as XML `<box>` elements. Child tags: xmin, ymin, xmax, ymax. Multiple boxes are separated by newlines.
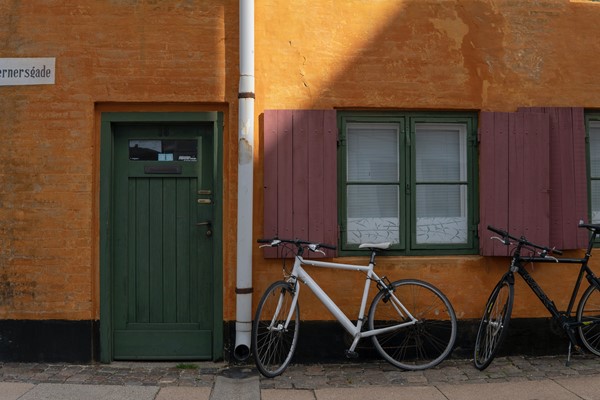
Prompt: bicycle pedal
<box><xmin>345</xmin><ymin>350</ymin><xmax>359</xmax><ymax>359</ymax></box>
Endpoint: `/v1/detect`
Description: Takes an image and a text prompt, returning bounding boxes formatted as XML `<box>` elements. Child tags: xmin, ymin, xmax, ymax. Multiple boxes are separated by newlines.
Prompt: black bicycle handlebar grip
<box><xmin>552</xmin><ymin>248</ymin><xmax>563</xmax><ymax>256</ymax></box>
<box><xmin>320</xmin><ymin>244</ymin><xmax>337</xmax><ymax>250</ymax></box>
<box><xmin>257</xmin><ymin>238</ymin><xmax>273</xmax><ymax>243</ymax></box>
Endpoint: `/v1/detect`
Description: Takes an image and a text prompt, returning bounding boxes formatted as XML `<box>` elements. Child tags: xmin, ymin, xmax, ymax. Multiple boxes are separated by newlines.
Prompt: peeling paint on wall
<box><xmin>239</xmin><ymin>137</ymin><xmax>253</xmax><ymax>165</ymax></box>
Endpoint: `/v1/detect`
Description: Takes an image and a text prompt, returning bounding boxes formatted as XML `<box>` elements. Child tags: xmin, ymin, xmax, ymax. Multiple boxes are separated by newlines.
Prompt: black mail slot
<box><xmin>144</xmin><ymin>165</ymin><xmax>183</xmax><ymax>174</ymax></box>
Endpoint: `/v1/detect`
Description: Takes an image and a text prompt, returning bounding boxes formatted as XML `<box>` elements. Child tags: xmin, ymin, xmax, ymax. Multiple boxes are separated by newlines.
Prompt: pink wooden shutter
<box><xmin>479</xmin><ymin>111</ymin><xmax>550</xmax><ymax>256</ymax></box>
<box><xmin>518</xmin><ymin>107</ymin><xmax>588</xmax><ymax>249</ymax></box>
<box><xmin>263</xmin><ymin>110</ymin><xmax>337</xmax><ymax>258</ymax></box>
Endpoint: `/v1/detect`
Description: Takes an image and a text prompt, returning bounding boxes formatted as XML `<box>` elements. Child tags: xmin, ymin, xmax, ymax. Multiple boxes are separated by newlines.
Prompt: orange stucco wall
<box><xmin>1</xmin><ymin>0</ymin><xmax>600</xmax><ymax>326</ymax></box>
<box><xmin>253</xmin><ymin>0</ymin><xmax>600</xmax><ymax>321</ymax></box>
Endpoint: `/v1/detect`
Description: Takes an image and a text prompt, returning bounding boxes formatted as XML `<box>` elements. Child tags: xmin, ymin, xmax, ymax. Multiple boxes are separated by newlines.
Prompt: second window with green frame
<box><xmin>338</xmin><ymin>111</ymin><xmax>478</xmax><ymax>255</ymax></box>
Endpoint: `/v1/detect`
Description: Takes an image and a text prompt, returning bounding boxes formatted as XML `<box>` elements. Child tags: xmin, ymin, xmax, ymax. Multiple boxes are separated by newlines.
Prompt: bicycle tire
<box><xmin>473</xmin><ymin>278</ymin><xmax>514</xmax><ymax>370</ymax></box>
<box><xmin>368</xmin><ymin>279</ymin><xmax>457</xmax><ymax>371</ymax></box>
<box><xmin>577</xmin><ymin>283</ymin><xmax>600</xmax><ymax>356</ymax></box>
<box><xmin>251</xmin><ymin>281</ymin><xmax>299</xmax><ymax>378</ymax></box>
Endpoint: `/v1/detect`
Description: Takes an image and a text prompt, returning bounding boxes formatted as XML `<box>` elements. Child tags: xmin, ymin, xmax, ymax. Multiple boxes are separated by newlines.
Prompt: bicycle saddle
<box><xmin>359</xmin><ymin>242</ymin><xmax>391</xmax><ymax>250</ymax></box>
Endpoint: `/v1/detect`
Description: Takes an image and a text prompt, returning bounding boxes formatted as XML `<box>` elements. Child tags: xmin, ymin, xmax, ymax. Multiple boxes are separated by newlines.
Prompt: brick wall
<box><xmin>0</xmin><ymin>1</ymin><xmax>239</xmax><ymax>321</ymax></box>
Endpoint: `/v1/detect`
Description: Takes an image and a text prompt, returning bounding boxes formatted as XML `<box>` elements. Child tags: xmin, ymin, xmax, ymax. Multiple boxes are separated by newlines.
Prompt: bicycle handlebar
<box><xmin>487</xmin><ymin>225</ymin><xmax>563</xmax><ymax>256</ymax></box>
<box><xmin>257</xmin><ymin>238</ymin><xmax>337</xmax><ymax>251</ymax></box>
<box><xmin>578</xmin><ymin>222</ymin><xmax>600</xmax><ymax>233</ymax></box>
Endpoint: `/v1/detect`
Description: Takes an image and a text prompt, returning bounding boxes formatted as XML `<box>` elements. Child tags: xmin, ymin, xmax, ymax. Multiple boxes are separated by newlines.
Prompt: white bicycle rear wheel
<box><xmin>368</xmin><ymin>279</ymin><xmax>457</xmax><ymax>370</ymax></box>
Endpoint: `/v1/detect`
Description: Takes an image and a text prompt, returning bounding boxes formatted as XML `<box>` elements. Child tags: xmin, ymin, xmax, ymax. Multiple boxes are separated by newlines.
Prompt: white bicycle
<box><xmin>251</xmin><ymin>238</ymin><xmax>457</xmax><ymax>377</ymax></box>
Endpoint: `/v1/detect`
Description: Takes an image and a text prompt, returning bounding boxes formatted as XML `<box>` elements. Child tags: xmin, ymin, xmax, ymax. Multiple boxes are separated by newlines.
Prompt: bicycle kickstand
<box><xmin>565</xmin><ymin>329</ymin><xmax>583</xmax><ymax>367</ymax></box>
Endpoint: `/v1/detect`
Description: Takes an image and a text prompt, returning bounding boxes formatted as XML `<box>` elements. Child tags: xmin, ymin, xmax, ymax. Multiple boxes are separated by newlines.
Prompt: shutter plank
<box><xmin>480</xmin><ymin>112</ymin><xmax>511</xmax><ymax>256</ymax></box>
<box><xmin>263</xmin><ymin>110</ymin><xmax>278</xmax><ymax>257</ymax></box>
<box><xmin>308</xmin><ymin>111</ymin><xmax>325</xmax><ymax>258</ymax></box>
<box><xmin>491</xmin><ymin>112</ymin><xmax>510</xmax><ymax>256</ymax></box>
<box><xmin>557</xmin><ymin>108</ymin><xmax>588</xmax><ymax>248</ymax></box>
<box><xmin>553</xmin><ymin>108</ymin><xmax>575</xmax><ymax>247</ymax></box>
<box><xmin>292</xmin><ymin>111</ymin><xmax>310</xmax><ymax>241</ymax></box>
<box><xmin>491</xmin><ymin>113</ymin><xmax>510</xmax><ymax>255</ymax></box>
<box><xmin>508</xmin><ymin>113</ymin><xmax>525</xmax><ymax>239</ymax></box>
<box><xmin>479</xmin><ymin>112</ymin><xmax>494</xmax><ymax>255</ymax></box>
<box><xmin>323</xmin><ymin>110</ymin><xmax>338</xmax><ymax>257</ymax></box>
<box><xmin>523</xmin><ymin>113</ymin><xmax>550</xmax><ymax>246</ymax></box>
<box><xmin>571</xmin><ymin>108</ymin><xmax>589</xmax><ymax>247</ymax></box>
<box><xmin>277</xmin><ymin>110</ymin><xmax>294</xmax><ymax>255</ymax></box>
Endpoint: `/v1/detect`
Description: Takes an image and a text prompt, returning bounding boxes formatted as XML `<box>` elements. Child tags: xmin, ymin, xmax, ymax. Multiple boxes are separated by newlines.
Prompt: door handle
<box><xmin>196</xmin><ymin>221</ymin><xmax>212</xmax><ymax>237</ymax></box>
<box><xmin>197</xmin><ymin>198</ymin><xmax>212</xmax><ymax>204</ymax></box>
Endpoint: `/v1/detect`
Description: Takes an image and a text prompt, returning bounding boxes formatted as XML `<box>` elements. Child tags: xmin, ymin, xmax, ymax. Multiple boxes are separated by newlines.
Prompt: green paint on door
<box><xmin>111</xmin><ymin>123</ymin><xmax>215</xmax><ymax>360</ymax></box>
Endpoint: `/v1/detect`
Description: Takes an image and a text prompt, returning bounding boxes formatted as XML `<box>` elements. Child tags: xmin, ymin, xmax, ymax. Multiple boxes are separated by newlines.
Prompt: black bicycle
<box><xmin>473</xmin><ymin>223</ymin><xmax>600</xmax><ymax>370</ymax></box>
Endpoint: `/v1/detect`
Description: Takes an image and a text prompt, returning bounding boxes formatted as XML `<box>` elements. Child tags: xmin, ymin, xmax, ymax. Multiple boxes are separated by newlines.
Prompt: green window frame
<box><xmin>337</xmin><ymin>111</ymin><xmax>478</xmax><ymax>255</ymax></box>
<box><xmin>586</xmin><ymin>113</ymin><xmax>600</xmax><ymax>228</ymax></box>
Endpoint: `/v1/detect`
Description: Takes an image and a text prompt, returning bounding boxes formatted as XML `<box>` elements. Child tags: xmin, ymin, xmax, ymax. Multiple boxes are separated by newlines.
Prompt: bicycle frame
<box><xmin>281</xmin><ymin>252</ymin><xmax>417</xmax><ymax>354</ymax></box>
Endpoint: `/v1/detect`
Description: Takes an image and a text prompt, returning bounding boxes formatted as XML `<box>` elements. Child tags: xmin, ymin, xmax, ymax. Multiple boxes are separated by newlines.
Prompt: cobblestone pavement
<box><xmin>261</xmin><ymin>355</ymin><xmax>600</xmax><ymax>390</ymax></box>
<box><xmin>0</xmin><ymin>361</ymin><xmax>222</xmax><ymax>388</ymax></box>
<box><xmin>2</xmin><ymin>354</ymin><xmax>600</xmax><ymax>390</ymax></box>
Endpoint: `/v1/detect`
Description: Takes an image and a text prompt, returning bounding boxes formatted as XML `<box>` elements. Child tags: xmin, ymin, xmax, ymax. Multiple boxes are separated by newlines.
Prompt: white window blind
<box><xmin>347</xmin><ymin>123</ymin><xmax>398</xmax><ymax>182</ymax></box>
<box><xmin>415</xmin><ymin>124</ymin><xmax>467</xmax><ymax>244</ymax></box>
<box><xmin>346</xmin><ymin>123</ymin><xmax>400</xmax><ymax>244</ymax></box>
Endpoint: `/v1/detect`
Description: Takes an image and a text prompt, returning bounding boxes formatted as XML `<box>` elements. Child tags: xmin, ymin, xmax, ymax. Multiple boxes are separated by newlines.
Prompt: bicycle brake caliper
<box><xmin>377</xmin><ymin>276</ymin><xmax>394</xmax><ymax>302</ymax></box>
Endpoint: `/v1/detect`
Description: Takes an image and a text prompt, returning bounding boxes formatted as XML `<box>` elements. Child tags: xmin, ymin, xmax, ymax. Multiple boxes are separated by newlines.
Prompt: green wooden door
<box><xmin>112</xmin><ymin>124</ymin><xmax>214</xmax><ymax>359</ymax></box>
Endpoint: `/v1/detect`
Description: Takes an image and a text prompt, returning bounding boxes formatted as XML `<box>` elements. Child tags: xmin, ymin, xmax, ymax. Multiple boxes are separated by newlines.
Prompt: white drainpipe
<box><xmin>234</xmin><ymin>0</ymin><xmax>255</xmax><ymax>361</ymax></box>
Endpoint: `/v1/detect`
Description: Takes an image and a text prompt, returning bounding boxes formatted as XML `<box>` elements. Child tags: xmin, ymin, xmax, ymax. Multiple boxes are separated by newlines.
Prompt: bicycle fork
<box><xmin>265</xmin><ymin>278</ymin><xmax>299</xmax><ymax>334</ymax></box>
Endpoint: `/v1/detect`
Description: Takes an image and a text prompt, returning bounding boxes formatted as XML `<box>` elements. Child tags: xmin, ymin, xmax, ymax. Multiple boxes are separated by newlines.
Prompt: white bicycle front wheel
<box><xmin>251</xmin><ymin>281</ymin><xmax>299</xmax><ymax>378</ymax></box>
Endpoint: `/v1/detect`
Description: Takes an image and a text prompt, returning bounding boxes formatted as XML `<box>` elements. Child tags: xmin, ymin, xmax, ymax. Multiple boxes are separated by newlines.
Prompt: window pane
<box><xmin>415</xmin><ymin>124</ymin><xmax>466</xmax><ymax>182</ymax></box>
<box><xmin>416</xmin><ymin>184</ymin><xmax>468</xmax><ymax>244</ymax></box>
<box><xmin>347</xmin><ymin>123</ymin><xmax>398</xmax><ymax>182</ymax></box>
<box><xmin>590</xmin><ymin>122</ymin><xmax>600</xmax><ymax>225</ymax></box>
<box><xmin>129</xmin><ymin>140</ymin><xmax>162</xmax><ymax>160</ymax></box>
<box><xmin>592</xmin><ymin>180</ymin><xmax>600</xmax><ymax>224</ymax></box>
<box><xmin>347</xmin><ymin>185</ymin><xmax>399</xmax><ymax>244</ymax></box>
<box><xmin>590</xmin><ymin>123</ymin><xmax>600</xmax><ymax>178</ymax></box>
<box><xmin>129</xmin><ymin>139</ymin><xmax>197</xmax><ymax>161</ymax></box>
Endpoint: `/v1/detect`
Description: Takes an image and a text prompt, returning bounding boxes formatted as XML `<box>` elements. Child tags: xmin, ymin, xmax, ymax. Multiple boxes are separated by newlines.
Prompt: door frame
<box><xmin>99</xmin><ymin>111</ymin><xmax>224</xmax><ymax>363</ymax></box>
